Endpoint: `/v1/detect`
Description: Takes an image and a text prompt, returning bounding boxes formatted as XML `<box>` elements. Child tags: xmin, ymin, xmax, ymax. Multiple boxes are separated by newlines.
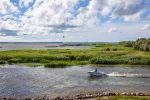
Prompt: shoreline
<box><xmin>0</xmin><ymin>91</ymin><xmax>150</xmax><ymax>100</ymax></box>
<box><xmin>46</xmin><ymin>85</ymin><xmax>150</xmax><ymax>97</ymax></box>
<box><xmin>51</xmin><ymin>91</ymin><xmax>150</xmax><ymax>100</ymax></box>
<box><xmin>0</xmin><ymin>63</ymin><xmax>150</xmax><ymax>68</ymax></box>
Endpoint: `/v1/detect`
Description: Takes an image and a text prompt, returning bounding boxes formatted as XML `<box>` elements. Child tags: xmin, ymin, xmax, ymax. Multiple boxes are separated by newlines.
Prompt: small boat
<box><xmin>88</xmin><ymin>69</ymin><xmax>107</xmax><ymax>77</ymax></box>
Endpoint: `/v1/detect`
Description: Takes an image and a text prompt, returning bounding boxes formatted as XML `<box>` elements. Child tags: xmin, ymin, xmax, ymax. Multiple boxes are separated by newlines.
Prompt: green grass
<box><xmin>44</xmin><ymin>61</ymin><xmax>70</xmax><ymax>68</ymax></box>
<box><xmin>0</xmin><ymin>43</ymin><xmax>150</xmax><ymax>67</ymax></box>
<box><xmin>97</xmin><ymin>96</ymin><xmax>150</xmax><ymax>100</ymax></box>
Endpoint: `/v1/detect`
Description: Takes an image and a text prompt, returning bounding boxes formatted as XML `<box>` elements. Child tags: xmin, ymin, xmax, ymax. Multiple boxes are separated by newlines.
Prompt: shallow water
<box><xmin>0</xmin><ymin>64</ymin><xmax>150</xmax><ymax>98</ymax></box>
<box><xmin>0</xmin><ymin>43</ymin><xmax>91</xmax><ymax>51</ymax></box>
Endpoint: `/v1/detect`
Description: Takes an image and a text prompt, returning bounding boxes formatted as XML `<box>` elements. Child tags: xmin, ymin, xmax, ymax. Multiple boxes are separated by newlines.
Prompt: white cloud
<box><xmin>113</xmin><ymin>0</ymin><xmax>144</xmax><ymax>16</ymax></box>
<box><xmin>123</xmin><ymin>11</ymin><xmax>142</xmax><ymax>21</ymax></box>
<box><xmin>0</xmin><ymin>23</ymin><xmax>150</xmax><ymax>42</ymax></box>
<box><xmin>142</xmin><ymin>24</ymin><xmax>150</xmax><ymax>30</ymax></box>
<box><xmin>18</xmin><ymin>0</ymin><xmax>79</xmax><ymax>35</ymax></box>
<box><xmin>0</xmin><ymin>0</ymin><xmax>150</xmax><ymax>39</ymax></box>
<box><xmin>0</xmin><ymin>15</ymin><xmax>20</xmax><ymax>36</ymax></box>
<box><xmin>107</xmin><ymin>27</ymin><xmax>117</xmax><ymax>33</ymax></box>
<box><xmin>92</xmin><ymin>0</ymin><xmax>149</xmax><ymax>22</ymax></box>
<box><xmin>72</xmin><ymin>0</ymin><xmax>102</xmax><ymax>26</ymax></box>
<box><xmin>0</xmin><ymin>0</ymin><xmax>18</xmax><ymax>15</ymax></box>
<box><xmin>0</xmin><ymin>28</ymin><xmax>18</xmax><ymax>36</ymax></box>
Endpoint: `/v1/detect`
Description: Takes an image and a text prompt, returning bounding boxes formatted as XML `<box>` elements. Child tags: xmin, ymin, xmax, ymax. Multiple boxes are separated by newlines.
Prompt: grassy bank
<box><xmin>97</xmin><ymin>96</ymin><xmax>150</xmax><ymax>100</ymax></box>
<box><xmin>0</xmin><ymin>43</ymin><xmax>150</xmax><ymax>68</ymax></box>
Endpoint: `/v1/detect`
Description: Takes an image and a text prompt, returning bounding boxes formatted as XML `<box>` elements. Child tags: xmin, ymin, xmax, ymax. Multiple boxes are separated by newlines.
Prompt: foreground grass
<box><xmin>0</xmin><ymin>43</ymin><xmax>150</xmax><ymax>67</ymax></box>
<box><xmin>97</xmin><ymin>96</ymin><xmax>150</xmax><ymax>100</ymax></box>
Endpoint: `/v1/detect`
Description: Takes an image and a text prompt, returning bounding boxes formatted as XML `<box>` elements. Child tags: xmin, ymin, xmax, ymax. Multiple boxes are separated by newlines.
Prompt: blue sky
<box><xmin>0</xmin><ymin>0</ymin><xmax>150</xmax><ymax>42</ymax></box>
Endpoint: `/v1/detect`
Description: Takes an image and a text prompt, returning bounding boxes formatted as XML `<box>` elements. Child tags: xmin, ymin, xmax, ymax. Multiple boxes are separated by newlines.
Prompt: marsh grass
<box><xmin>44</xmin><ymin>61</ymin><xmax>69</xmax><ymax>68</ymax></box>
<box><xmin>0</xmin><ymin>44</ymin><xmax>150</xmax><ymax>67</ymax></box>
<box><xmin>97</xmin><ymin>96</ymin><xmax>150</xmax><ymax>100</ymax></box>
<box><xmin>89</xmin><ymin>56</ymin><xmax>150</xmax><ymax>65</ymax></box>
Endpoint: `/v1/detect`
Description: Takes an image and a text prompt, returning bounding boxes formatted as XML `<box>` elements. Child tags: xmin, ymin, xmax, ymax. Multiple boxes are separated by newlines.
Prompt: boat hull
<box><xmin>88</xmin><ymin>72</ymin><xmax>107</xmax><ymax>77</ymax></box>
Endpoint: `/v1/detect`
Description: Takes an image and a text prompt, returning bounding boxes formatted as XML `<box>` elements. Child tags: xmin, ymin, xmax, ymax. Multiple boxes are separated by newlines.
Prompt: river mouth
<box><xmin>0</xmin><ymin>64</ymin><xmax>150</xmax><ymax>98</ymax></box>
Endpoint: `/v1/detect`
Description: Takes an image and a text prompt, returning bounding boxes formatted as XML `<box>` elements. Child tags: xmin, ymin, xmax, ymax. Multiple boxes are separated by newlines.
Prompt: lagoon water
<box><xmin>0</xmin><ymin>42</ymin><xmax>91</xmax><ymax>51</ymax></box>
<box><xmin>0</xmin><ymin>64</ymin><xmax>150</xmax><ymax>98</ymax></box>
<box><xmin>0</xmin><ymin>42</ymin><xmax>150</xmax><ymax>98</ymax></box>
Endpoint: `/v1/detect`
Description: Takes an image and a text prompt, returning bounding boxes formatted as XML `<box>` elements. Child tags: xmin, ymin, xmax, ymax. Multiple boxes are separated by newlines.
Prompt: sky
<box><xmin>0</xmin><ymin>0</ymin><xmax>150</xmax><ymax>42</ymax></box>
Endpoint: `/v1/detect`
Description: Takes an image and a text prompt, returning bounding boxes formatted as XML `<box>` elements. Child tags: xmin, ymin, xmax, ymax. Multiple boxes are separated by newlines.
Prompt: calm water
<box><xmin>0</xmin><ymin>43</ymin><xmax>91</xmax><ymax>51</ymax></box>
<box><xmin>0</xmin><ymin>64</ymin><xmax>150</xmax><ymax>98</ymax></box>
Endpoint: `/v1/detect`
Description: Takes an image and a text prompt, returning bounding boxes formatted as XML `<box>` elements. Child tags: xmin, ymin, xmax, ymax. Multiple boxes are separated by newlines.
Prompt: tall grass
<box><xmin>89</xmin><ymin>56</ymin><xmax>150</xmax><ymax>65</ymax></box>
<box><xmin>97</xmin><ymin>96</ymin><xmax>150</xmax><ymax>100</ymax></box>
<box><xmin>0</xmin><ymin>43</ymin><xmax>150</xmax><ymax>67</ymax></box>
<box><xmin>89</xmin><ymin>57</ymin><xmax>119</xmax><ymax>64</ymax></box>
<box><xmin>44</xmin><ymin>61</ymin><xmax>70</xmax><ymax>68</ymax></box>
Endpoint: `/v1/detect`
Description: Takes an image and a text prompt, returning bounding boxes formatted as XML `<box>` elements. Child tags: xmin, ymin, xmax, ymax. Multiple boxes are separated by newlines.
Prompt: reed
<box><xmin>0</xmin><ymin>43</ymin><xmax>150</xmax><ymax>67</ymax></box>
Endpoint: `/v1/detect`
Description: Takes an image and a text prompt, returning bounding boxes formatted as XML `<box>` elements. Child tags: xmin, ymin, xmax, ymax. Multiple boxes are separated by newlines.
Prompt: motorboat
<box><xmin>88</xmin><ymin>69</ymin><xmax>107</xmax><ymax>77</ymax></box>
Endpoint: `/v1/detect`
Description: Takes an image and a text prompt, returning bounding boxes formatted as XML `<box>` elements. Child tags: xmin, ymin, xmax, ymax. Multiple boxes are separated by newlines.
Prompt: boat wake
<box><xmin>108</xmin><ymin>72</ymin><xmax>150</xmax><ymax>78</ymax></box>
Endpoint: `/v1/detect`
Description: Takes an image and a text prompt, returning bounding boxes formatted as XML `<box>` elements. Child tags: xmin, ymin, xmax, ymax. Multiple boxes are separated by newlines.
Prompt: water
<box><xmin>0</xmin><ymin>64</ymin><xmax>150</xmax><ymax>98</ymax></box>
<box><xmin>0</xmin><ymin>43</ymin><xmax>91</xmax><ymax>51</ymax></box>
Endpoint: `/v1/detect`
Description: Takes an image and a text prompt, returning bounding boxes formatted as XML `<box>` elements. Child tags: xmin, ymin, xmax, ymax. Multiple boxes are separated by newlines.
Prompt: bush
<box><xmin>105</xmin><ymin>48</ymin><xmax>110</xmax><ymax>51</ymax></box>
<box><xmin>0</xmin><ymin>60</ymin><xmax>5</xmax><ymax>64</ymax></box>
<box><xmin>0</xmin><ymin>56</ymin><xmax>11</xmax><ymax>60</ymax></box>
<box><xmin>120</xmin><ymin>38</ymin><xmax>150</xmax><ymax>51</ymax></box>
<box><xmin>112</xmin><ymin>48</ymin><xmax>118</xmax><ymax>51</ymax></box>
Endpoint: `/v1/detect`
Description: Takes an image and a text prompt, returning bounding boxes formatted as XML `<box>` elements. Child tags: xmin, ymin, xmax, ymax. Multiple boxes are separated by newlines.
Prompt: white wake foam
<box><xmin>108</xmin><ymin>72</ymin><xmax>150</xmax><ymax>78</ymax></box>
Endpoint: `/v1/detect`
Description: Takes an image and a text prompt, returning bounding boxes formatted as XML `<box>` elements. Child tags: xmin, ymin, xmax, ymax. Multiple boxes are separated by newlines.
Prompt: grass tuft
<box><xmin>97</xmin><ymin>96</ymin><xmax>150</xmax><ymax>100</ymax></box>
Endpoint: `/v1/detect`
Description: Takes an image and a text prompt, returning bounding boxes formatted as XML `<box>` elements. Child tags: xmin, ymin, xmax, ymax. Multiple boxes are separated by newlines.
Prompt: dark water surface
<box><xmin>0</xmin><ymin>65</ymin><xmax>150</xmax><ymax>98</ymax></box>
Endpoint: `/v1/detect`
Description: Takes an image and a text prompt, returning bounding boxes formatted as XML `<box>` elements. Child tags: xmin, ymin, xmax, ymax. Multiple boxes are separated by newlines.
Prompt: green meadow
<box><xmin>0</xmin><ymin>43</ymin><xmax>150</xmax><ymax>68</ymax></box>
<box><xmin>97</xmin><ymin>96</ymin><xmax>150</xmax><ymax>100</ymax></box>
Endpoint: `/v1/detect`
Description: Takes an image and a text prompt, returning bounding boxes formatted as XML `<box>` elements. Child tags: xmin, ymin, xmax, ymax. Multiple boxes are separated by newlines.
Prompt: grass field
<box><xmin>97</xmin><ymin>96</ymin><xmax>150</xmax><ymax>100</ymax></box>
<box><xmin>0</xmin><ymin>43</ymin><xmax>150</xmax><ymax>67</ymax></box>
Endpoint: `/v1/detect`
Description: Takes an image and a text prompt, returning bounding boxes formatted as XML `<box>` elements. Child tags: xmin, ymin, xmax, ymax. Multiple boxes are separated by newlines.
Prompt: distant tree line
<box><xmin>120</xmin><ymin>38</ymin><xmax>150</xmax><ymax>51</ymax></box>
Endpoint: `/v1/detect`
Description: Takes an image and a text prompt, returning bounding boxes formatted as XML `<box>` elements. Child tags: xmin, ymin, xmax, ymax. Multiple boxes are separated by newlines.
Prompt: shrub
<box><xmin>0</xmin><ymin>60</ymin><xmax>5</xmax><ymax>64</ymax></box>
<box><xmin>121</xmin><ymin>38</ymin><xmax>150</xmax><ymax>51</ymax></box>
<box><xmin>0</xmin><ymin>56</ymin><xmax>11</xmax><ymax>60</ymax></box>
<box><xmin>112</xmin><ymin>48</ymin><xmax>118</xmax><ymax>51</ymax></box>
<box><xmin>105</xmin><ymin>48</ymin><xmax>110</xmax><ymax>51</ymax></box>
